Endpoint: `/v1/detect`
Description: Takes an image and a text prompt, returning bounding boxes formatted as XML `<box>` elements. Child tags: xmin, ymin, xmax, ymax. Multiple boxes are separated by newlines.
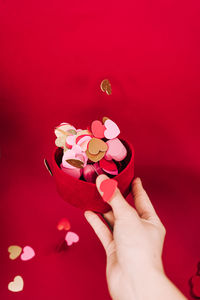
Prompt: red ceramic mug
<box><xmin>51</xmin><ymin>139</ymin><xmax>134</xmax><ymax>213</ymax></box>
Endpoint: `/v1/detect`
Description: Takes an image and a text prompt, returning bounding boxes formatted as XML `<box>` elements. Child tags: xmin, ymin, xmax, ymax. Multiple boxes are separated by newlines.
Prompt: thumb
<box><xmin>96</xmin><ymin>174</ymin><xmax>138</xmax><ymax>220</ymax></box>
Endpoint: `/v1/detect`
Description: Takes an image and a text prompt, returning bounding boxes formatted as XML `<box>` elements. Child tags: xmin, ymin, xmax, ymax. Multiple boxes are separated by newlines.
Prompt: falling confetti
<box><xmin>100</xmin><ymin>79</ymin><xmax>112</xmax><ymax>95</ymax></box>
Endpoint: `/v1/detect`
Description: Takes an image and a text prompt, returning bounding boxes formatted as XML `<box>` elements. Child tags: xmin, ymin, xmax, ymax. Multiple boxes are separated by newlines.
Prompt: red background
<box><xmin>0</xmin><ymin>0</ymin><xmax>200</xmax><ymax>299</ymax></box>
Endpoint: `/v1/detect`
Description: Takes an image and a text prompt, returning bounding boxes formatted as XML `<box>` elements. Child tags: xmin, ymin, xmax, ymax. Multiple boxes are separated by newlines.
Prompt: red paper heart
<box><xmin>100</xmin><ymin>179</ymin><xmax>118</xmax><ymax>202</ymax></box>
<box><xmin>99</xmin><ymin>158</ymin><xmax>117</xmax><ymax>171</ymax></box>
<box><xmin>91</xmin><ymin>120</ymin><xmax>105</xmax><ymax>139</ymax></box>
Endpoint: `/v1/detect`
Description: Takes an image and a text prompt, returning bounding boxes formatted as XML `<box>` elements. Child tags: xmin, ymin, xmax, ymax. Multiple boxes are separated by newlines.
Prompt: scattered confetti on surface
<box><xmin>8</xmin><ymin>245</ymin><xmax>22</xmax><ymax>260</ymax></box>
<box><xmin>100</xmin><ymin>79</ymin><xmax>112</xmax><ymax>95</ymax></box>
<box><xmin>8</xmin><ymin>276</ymin><xmax>24</xmax><ymax>292</ymax></box>
<box><xmin>65</xmin><ymin>231</ymin><xmax>79</xmax><ymax>246</ymax></box>
<box><xmin>100</xmin><ymin>179</ymin><xmax>118</xmax><ymax>202</ymax></box>
<box><xmin>57</xmin><ymin>218</ymin><xmax>71</xmax><ymax>231</ymax></box>
<box><xmin>21</xmin><ymin>246</ymin><xmax>35</xmax><ymax>261</ymax></box>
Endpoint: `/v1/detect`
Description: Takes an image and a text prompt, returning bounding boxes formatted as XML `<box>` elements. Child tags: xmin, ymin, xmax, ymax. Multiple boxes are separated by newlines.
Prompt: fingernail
<box><xmin>84</xmin><ymin>211</ymin><xmax>90</xmax><ymax>218</ymax></box>
<box><xmin>133</xmin><ymin>177</ymin><xmax>140</xmax><ymax>184</ymax></box>
<box><xmin>99</xmin><ymin>178</ymin><xmax>118</xmax><ymax>203</ymax></box>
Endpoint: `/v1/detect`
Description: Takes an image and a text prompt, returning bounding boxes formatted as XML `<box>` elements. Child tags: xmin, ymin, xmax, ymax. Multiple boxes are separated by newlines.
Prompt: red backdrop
<box><xmin>0</xmin><ymin>0</ymin><xmax>200</xmax><ymax>299</ymax></box>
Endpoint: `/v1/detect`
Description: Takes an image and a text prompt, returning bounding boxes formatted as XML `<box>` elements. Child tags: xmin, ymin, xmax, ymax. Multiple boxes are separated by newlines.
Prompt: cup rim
<box><xmin>52</xmin><ymin>138</ymin><xmax>134</xmax><ymax>187</ymax></box>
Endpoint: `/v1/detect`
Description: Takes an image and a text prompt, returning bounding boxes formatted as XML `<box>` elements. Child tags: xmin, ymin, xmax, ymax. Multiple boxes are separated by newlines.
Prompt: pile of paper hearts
<box><xmin>54</xmin><ymin>117</ymin><xmax>127</xmax><ymax>182</ymax></box>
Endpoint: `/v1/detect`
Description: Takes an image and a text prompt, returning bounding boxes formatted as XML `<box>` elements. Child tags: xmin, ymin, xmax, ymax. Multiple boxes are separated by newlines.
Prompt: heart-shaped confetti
<box><xmin>83</xmin><ymin>163</ymin><xmax>104</xmax><ymax>182</ymax></box>
<box><xmin>99</xmin><ymin>158</ymin><xmax>118</xmax><ymax>175</ymax></box>
<box><xmin>8</xmin><ymin>276</ymin><xmax>24</xmax><ymax>292</ymax></box>
<box><xmin>79</xmin><ymin>139</ymin><xmax>91</xmax><ymax>151</ymax></box>
<box><xmin>54</xmin><ymin>117</ymin><xmax>128</xmax><ymax>182</ymax></box>
<box><xmin>104</xmin><ymin>119</ymin><xmax>120</xmax><ymax>139</ymax></box>
<box><xmin>100</xmin><ymin>79</ymin><xmax>112</xmax><ymax>95</ymax></box>
<box><xmin>102</xmin><ymin>116</ymin><xmax>109</xmax><ymax>123</ymax></box>
<box><xmin>76</xmin><ymin>129</ymin><xmax>92</xmax><ymax>138</ymax></box>
<box><xmin>86</xmin><ymin>150</ymin><xmax>106</xmax><ymax>162</ymax></box>
<box><xmin>8</xmin><ymin>245</ymin><xmax>22</xmax><ymax>260</ymax></box>
<box><xmin>61</xmin><ymin>163</ymin><xmax>82</xmax><ymax>179</ymax></box>
<box><xmin>67</xmin><ymin>129</ymin><xmax>77</xmax><ymax>135</ymax></box>
<box><xmin>62</xmin><ymin>145</ymin><xmax>88</xmax><ymax>169</ymax></box>
<box><xmin>91</xmin><ymin>120</ymin><xmax>105</xmax><ymax>139</ymax></box>
<box><xmin>21</xmin><ymin>246</ymin><xmax>35</xmax><ymax>261</ymax></box>
<box><xmin>55</xmin><ymin>123</ymin><xmax>76</xmax><ymax>151</ymax></box>
<box><xmin>66</xmin><ymin>159</ymin><xmax>84</xmax><ymax>168</ymax></box>
<box><xmin>76</xmin><ymin>134</ymin><xmax>91</xmax><ymax>145</ymax></box>
<box><xmin>57</xmin><ymin>218</ymin><xmax>71</xmax><ymax>231</ymax></box>
<box><xmin>65</xmin><ymin>231</ymin><xmax>79</xmax><ymax>246</ymax></box>
<box><xmin>66</xmin><ymin>134</ymin><xmax>77</xmax><ymax>149</ymax></box>
<box><xmin>99</xmin><ymin>158</ymin><xmax>117</xmax><ymax>171</ymax></box>
<box><xmin>88</xmin><ymin>138</ymin><xmax>108</xmax><ymax>155</ymax></box>
<box><xmin>105</xmin><ymin>138</ymin><xmax>127</xmax><ymax>161</ymax></box>
<box><xmin>100</xmin><ymin>179</ymin><xmax>118</xmax><ymax>202</ymax></box>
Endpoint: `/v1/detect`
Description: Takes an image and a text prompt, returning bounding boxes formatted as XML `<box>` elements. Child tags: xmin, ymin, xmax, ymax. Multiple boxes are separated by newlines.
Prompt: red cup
<box><xmin>51</xmin><ymin>139</ymin><xmax>134</xmax><ymax>213</ymax></box>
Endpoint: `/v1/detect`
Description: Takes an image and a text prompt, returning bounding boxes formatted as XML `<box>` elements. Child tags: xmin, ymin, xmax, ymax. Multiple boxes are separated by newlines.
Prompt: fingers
<box><xmin>84</xmin><ymin>210</ymin><xmax>113</xmax><ymax>255</ymax></box>
<box><xmin>132</xmin><ymin>178</ymin><xmax>160</xmax><ymax>222</ymax></box>
<box><xmin>102</xmin><ymin>211</ymin><xmax>115</xmax><ymax>229</ymax></box>
<box><xmin>96</xmin><ymin>174</ymin><xmax>138</xmax><ymax>220</ymax></box>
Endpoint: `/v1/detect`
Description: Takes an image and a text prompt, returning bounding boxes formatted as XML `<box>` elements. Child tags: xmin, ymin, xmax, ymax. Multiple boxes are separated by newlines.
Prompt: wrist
<box><xmin>130</xmin><ymin>266</ymin><xmax>186</xmax><ymax>300</ymax></box>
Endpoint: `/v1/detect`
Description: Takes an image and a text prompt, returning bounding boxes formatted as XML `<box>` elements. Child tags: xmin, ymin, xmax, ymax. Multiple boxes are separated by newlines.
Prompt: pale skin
<box><xmin>84</xmin><ymin>175</ymin><xmax>187</xmax><ymax>300</ymax></box>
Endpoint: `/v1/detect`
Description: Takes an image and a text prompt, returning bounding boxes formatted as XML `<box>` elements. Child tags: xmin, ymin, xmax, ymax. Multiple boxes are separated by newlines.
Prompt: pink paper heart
<box><xmin>104</xmin><ymin>119</ymin><xmax>120</xmax><ymax>139</ymax></box>
<box><xmin>100</xmin><ymin>179</ymin><xmax>118</xmax><ymax>202</ymax></box>
<box><xmin>62</xmin><ymin>145</ymin><xmax>88</xmax><ymax>169</ymax></box>
<box><xmin>66</xmin><ymin>135</ymin><xmax>76</xmax><ymax>149</ymax></box>
<box><xmin>105</xmin><ymin>138</ymin><xmax>127</xmax><ymax>161</ymax></box>
<box><xmin>65</xmin><ymin>231</ymin><xmax>79</xmax><ymax>246</ymax></box>
<box><xmin>61</xmin><ymin>163</ymin><xmax>82</xmax><ymax>179</ymax></box>
<box><xmin>21</xmin><ymin>246</ymin><xmax>35</xmax><ymax>261</ymax></box>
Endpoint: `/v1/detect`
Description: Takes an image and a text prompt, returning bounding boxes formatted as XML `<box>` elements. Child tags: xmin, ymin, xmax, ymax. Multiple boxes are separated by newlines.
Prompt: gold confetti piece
<box><xmin>102</xmin><ymin>116</ymin><xmax>109</xmax><ymax>124</ymax></box>
<box><xmin>8</xmin><ymin>245</ymin><xmax>22</xmax><ymax>260</ymax></box>
<box><xmin>88</xmin><ymin>138</ymin><xmax>108</xmax><ymax>155</ymax></box>
<box><xmin>55</xmin><ymin>127</ymin><xmax>68</xmax><ymax>136</ymax></box>
<box><xmin>86</xmin><ymin>150</ymin><xmax>106</xmax><ymax>162</ymax></box>
<box><xmin>44</xmin><ymin>158</ymin><xmax>53</xmax><ymax>176</ymax></box>
<box><xmin>66</xmin><ymin>159</ymin><xmax>84</xmax><ymax>169</ymax></box>
<box><xmin>8</xmin><ymin>276</ymin><xmax>24</xmax><ymax>292</ymax></box>
<box><xmin>67</xmin><ymin>129</ymin><xmax>77</xmax><ymax>135</ymax></box>
<box><xmin>100</xmin><ymin>79</ymin><xmax>112</xmax><ymax>95</ymax></box>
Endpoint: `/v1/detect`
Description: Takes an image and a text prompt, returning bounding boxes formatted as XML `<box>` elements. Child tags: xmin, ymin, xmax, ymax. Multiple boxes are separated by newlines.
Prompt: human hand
<box><xmin>84</xmin><ymin>175</ymin><xmax>187</xmax><ymax>300</ymax></box>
